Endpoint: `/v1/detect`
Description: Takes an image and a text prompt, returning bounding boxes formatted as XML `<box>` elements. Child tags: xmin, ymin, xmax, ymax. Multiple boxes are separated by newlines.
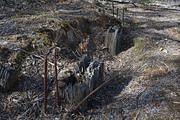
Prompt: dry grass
<box><xmin>165</xmin><ymin>27</ymin><xmax>180</xmax><ymax>41</ymax></box>
<box><xmin>133</xmin><ymin>37</ymin><xmax>155</xmax><ymax>54</ymax></box>
<box><xmin>140</xmin><ymin>66</ymin><xmax>169</xmax><ymax>79</ymax></box>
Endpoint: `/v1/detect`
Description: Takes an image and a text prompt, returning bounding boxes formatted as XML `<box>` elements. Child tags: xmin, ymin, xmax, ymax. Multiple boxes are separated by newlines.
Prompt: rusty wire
<box><xmin>43</xmin><ymin>46</ymin><xmax>56</xmax><ymax>113</ymax></box>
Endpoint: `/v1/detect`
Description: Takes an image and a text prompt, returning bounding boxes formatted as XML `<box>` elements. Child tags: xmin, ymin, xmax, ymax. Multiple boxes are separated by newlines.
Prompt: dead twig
<box><xmin>17</xmin><ymin>103</ymin><xmax>36</xmax><ymax>120</ymax></box>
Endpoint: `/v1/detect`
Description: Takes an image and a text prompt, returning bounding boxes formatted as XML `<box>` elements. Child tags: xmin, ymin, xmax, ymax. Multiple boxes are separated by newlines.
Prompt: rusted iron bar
<box><xmin>112</xmin><ymin>1</ymin><xmax>114</xmax><ymax>17</ymax></box>
<box><xmin>103</xmin><ymin>6</ymin><xmax>105</xmax><ymax>15</ymax></box>
<box><xmin>117</xmin><ymin>8</ymin><xmax>119</xmax><ymax>18</ymax></box>
<box><xmin>43</xmin><ymin>47</ymin><xmax>58</xmax><ymax>113</ymax></box>
<box><xmin>54</xmin><ymin>48</ymin><xmax>60</xmax><ymax>106</ymax></box>
<box><xmin>44</xmin><ymin>55</ymin><xmax>48</xmax><ymax>113</ymax></box>
<box><xmin>122</xmin><ymin>8</ymin><xmax>125</xmax><ymax>26</ymax></box>
<box><xmin>100</xmin><ymin>62</ymin><xmax>104</xmax><ymax>82</ymax></box>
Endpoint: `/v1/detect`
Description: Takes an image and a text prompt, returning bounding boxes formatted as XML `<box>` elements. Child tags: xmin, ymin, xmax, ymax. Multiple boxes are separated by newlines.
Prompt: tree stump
<box><xmin>57</xmin><ymin>56</ymin><xmax>104</xmax><ymax>108</ymax></box>
<box><xmin>0</xmin><ymin>36</ymin><xmax>34</xmax><ymax>92</ymax></box>
<box><xmin>105</xmin><ymin>26</ymin><xmax>123</xmax><ymax>55</ymax></box>
<box><xmin>0</xmin><ymin>65</ymin><xmax>19</xmax><ymax>92</ymax></box>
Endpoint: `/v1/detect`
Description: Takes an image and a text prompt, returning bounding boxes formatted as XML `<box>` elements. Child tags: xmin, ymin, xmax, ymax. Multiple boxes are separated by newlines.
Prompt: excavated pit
<box><xmin>26</xmin><ymin>16</ymin><xmax>134</xmax><ymax>109</ymax></box>
<box><xmin>57</xmin><ymin>56</ymin><xmax>104</xmax><ymax>109</ymax></box>
<box><xmin>0</xmin><ymin>11</ymin><xmax>135</xmax><ymax>118</ymax></box>
<box><xmin>44</xmin><ymin>16</ymin><xmax>135</xmax><ymax>109</ymax></box>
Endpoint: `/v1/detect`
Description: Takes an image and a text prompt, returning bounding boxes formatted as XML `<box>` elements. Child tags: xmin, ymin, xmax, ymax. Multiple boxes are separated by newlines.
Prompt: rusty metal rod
<box><xmin>54</xmin><ymin>48</ymin><xmax>60</xmax><ymax>106</ymax></box>
<box><xmin>44</xmin><ymin>55</ymin><xmax>48</xmax><ymax>113</ymax></box>
<box><xmin>122</xmin><ymin>8</ymin><xmax>125</xmax><ymax>26</ymax></box>
<box><xmin>100</xmin><ymin>62</ymin><xmax>104</xmax><ymax>82</ymax></box>
<box><xmin>103</xmin><ymin>7</ymin><xmax>105</xmax><ymax>15</ymax></box>
<box><xmin>112</xmin><ymin>1</ymin><xmax>114</xmax><ymax>17</ymax></box>
<box><xmin>117</xmin><ymin>8</ymin><xmax>119</xmax><ymax>18</ymax></box>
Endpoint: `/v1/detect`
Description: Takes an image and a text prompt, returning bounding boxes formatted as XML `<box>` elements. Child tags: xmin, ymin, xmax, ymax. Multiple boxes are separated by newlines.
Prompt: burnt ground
<box><xmin>84</xmin><ymin>3</ymin><xmax>180</xmax><ymax>120</ymax></box>
<box><xmin>0</xmin><ymin>0</ymin><xmax>180</xmax><ymax>120</ymax></box>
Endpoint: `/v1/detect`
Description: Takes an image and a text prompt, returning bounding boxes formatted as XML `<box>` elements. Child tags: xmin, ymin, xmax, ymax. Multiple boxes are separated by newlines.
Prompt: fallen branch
<box><xmin>17</xmin><ymin>103</ymin><xmax>36</xmax><ymax>120</ymax></box>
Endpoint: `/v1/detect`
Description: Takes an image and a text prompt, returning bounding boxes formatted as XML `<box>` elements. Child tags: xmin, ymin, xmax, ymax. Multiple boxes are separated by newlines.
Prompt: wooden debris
<box><xmin>70</xmin><ymin>71</ymin><xmax>119</xmax><ymax>113</ymax></box>
<box><xmin>0</xmin><ymin>65</ymin><xmax>18</xmax><ymax>92</ymax></box>
<box><xmin>0</xmin><ymin>40</ymin><xmax>34</xmax><ymax>92</ymax></box>
<box><xmin>57</xmin><ymin>55</ymin><xmax>104</xmax><ymax>108</ymax></box>
<box><xmin>105</xmin><ymin>26</ymin><xmax>123</xmax><ymax>55</ymax></box>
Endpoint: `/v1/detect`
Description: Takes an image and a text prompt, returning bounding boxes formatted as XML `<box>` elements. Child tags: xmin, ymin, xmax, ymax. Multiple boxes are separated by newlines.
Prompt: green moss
<box><xmin>36</xmin><ymin>28</ymin><xmax>54</xmax><ymax>46</ymax></box>
<box><xmin>59</xmin><ymin>21</ymin><xmax>71</xmax><ymax>32</ymax></box>
<box><xmin>133</xmin><ymin>37</ymin><xmax>145</xmax><ymax>53</ymax></box>
<box><xmin>15</xmin><ymin>52</ymin><xmax>26</xmax><ymax>65</ymax></box>
<box><xmin>42</xmin><ymin>33</ymin><xmax>52</xmax><ymax>46</ymax></box>
<box><xmin>14</xmin><ymin>41</ymin><xmax>34</xmax><ymax>70</ymax></box>
<box><xmin>35</xmin><ymin>20</ymin><xmax>71</xmax><ymax>46</ymax></box>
